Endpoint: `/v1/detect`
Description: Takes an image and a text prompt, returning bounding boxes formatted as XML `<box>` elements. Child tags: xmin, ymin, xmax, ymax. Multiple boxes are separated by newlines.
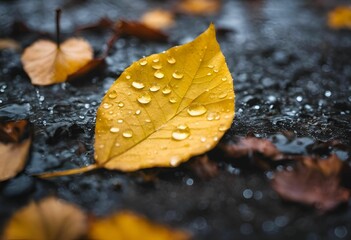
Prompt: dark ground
<box><xmin>0</xmin><ymin>0</ymin><xmax>351</xmax><ymax>239</ymax></box>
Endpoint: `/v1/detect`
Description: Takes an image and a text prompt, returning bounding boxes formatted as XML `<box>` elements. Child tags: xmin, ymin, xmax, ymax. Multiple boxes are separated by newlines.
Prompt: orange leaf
<box><xmin>88</xmin><ymin>211</ymin><xmax>190</xmax><ymax>240</ymax></box>
<box><xmin>21</xmin><ymin>38</ymin><xmax>93</xmax><ymax>85</ymax></box>
<box><xmin>141</xmin><ymin>9</ymin><xmax>175</xmax><ymax>30</ymax></box>
<box><xmin>271</xmin><ymin>155</ymin><xmax>350</xmax><ymax>212</ymax></box>
<box><xmin>176</xmin><ymin>0</ymin><xmax>221</xmax><ymax>16</ymax></box>
<box><xmin>0</xmin><ymin>120</ymin><xmax>31</xmax><ymax>182</ymax></box>
<box><xmin>3</xmin><ymin>197</ymin><xmax>87</xmax><ymax>240</ymax></box>
<box><xmin>328</xmin><ymin>6</ymin><xmax>351</xmax><ymax>30</ymax></box>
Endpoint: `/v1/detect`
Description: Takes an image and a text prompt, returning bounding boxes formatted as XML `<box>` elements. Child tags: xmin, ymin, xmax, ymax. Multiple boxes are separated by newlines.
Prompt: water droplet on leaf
<box><xmin>169</xmin><ymin>97</ymin><xmax>177</xmax><ymax>103</ymax></box>
<box><xmin>187</xmin><ymin>104</ymin><xmax>207</xmax><ymax>116</ymax></box>
<box><xmin>149</xmin><ymin>83</ymin><xmax>160</xmax><ymax>92</ymax></box>
<box><xmin>122</xmin><ymin>129</ymin><xmax>133</xmax><ymax>138</ymax></box>
<box><xmin>132</xmin><ymin>81</ymin><xmax>145</xmax><ymax>89</ymax></box>
<box><xmin>110</xmin><ymin>127</ymin><xmax>120</xmax><ymax>133</ymax></box>
<box><xmin>172</xmin><ymin>124</ymin><xmax>190</xmax><ymax>140</ymax></box>
<box><xmin>167</xmin><ymin>57</ymin><xmax>176</xmax><ymax>64</ymax></box>
<box><xmin>172</xmin><ymin>71</ymin><xmax>184</xmax><ymax>79</ymax></box>
<box><xmin>108</xmin><ymin>90</ymin><xmax>117</xmax><ymax>99</ymax></box>
<box><xmin>154</xmin><ymin>70</ymin><xmax>164</xmax><ymax>79</ymax></box>
<box><xmin>137</xmin><ymin>93</ymin><xmax>152</xmax><ymax>104</ymax></box>
<box><xmin>162</xmin><ymin>85</ymin><xmax>172</xmax><ymax>95</ymax></box>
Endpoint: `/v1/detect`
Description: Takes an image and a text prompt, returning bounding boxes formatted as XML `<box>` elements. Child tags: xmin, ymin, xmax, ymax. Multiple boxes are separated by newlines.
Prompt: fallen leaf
<box><xmin>0</xmin><ymin>39</ymin><xmax>20</xmax><ymax>51</ymax></box>
<box><xmin>94</xmin><ymin>24</ymin><xmax>234</xmax><ymax>172</ymax></box>
<box><xmin>328</xmin><ymin>6</ymin><xmax>351</xmax><ymax>30</ymax></box>
<box><xmin>176</xmin><ymin>0</ymin><xmax>221</xmax><ymax>15</ymax></box>
<box><xmin>0</xmin><ymin>120</ymin><xmax>31</xmax><ymax>182</ymax></box>
<box><xmin>271</xmin><ymin>155</ymin><xmax>350</xmax><ymax>212</ymax></box>
<box><xmin>117</xmin><ymin>20</ymin><xmax>169</xmax><ymax>42</ymax></box>
<box><xmin>88</xmin><ymin>211</ymin><xmax>190</xmax><ymax>240</ymax></box>
<box><xmin>302</xmin><ymin>154</ymin><xmax>343</xmax><ymax>177</ymax></box>
<box><xmin>37</xmin><ymin>24</ymin><xmax>234</xmax><ymax>178</ymax></box>
<box><xmin>220</xmin><ymin>136</ymin><xmax>283</xmax><ymax>160</ymax></box>
<box><xmin>187</xmin><ymin>155</ymin><xmax>218</xmax><ymax>179</ymax></box>
<box><xmin>3</xmin><ymin>197</ymin><xmax>87</xmax><ymax>240</ymax></box>
<box><xmin>21</xmin><ymin>9</ymin><xmax>94</xmax><ymax>85</ymax></box>
<box><xmin>140</xmin><ymin>9</ymin><xmax>175</xmax><ymax>30</ymax></box>
<box><xmin>21</xmin><ymin>38</ymin><xmax>93</xmax><ymax>85</ymax></box>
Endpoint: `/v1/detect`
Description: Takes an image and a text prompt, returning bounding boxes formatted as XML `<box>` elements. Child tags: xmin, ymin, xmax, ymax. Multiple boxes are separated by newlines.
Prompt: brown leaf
<box><xmin>21</xmin><ymin>38</ymin><xmax>93</xmax><ymax>85</ymax></box>
<box><xmin>220</xmin><ymin>137</ymin><xmax>283</xmax><ymax>160</ymax></box>
<box><xmin>0</xmin><ymin>39</ymin><xmax>20</xmax><ymax>51</ymax></box>
<box><xmin>140</xmin><ymin>9</ymin><xmax>175</xmax><ymax>30</ymax></box>
<box><xmin>76</xmin><ymin>17</ymin><xmax>114</xmax><ymax>32</ymax></box>
<box><xmin>187</xmin><ymin>155</ymin><xmax>218</xmax><ymax>179</ymax></box>
<box><xmin>176</xmin><ymin>0</ymin><xmax>222</xmax><ymax>16</ymax></box>
<box><xmin>328</xmin><ymin>6</ymin><xmax>351</xmax><ymax>30</ymax></box>
<box><xmin>117</xmin><ymin>20</ymin><xmax>168</xmax><ymax>42</ymax></box>
<box><xmin>0</xmin><ymin>120</ymin><xmax>31</xmax><ymax>182</ymax></box>
<box><xmin>271</xmin><ymin>155</ymin><xmax>350</xmax><ymax>212</ymax></box>
<box><xmin>3</xmin><ymin>197</ymin><xmax>87</xmax><ymax>240</ymax></box>
<box><xmin>88</xmin><ymin>211</ymin><xmax>190</xmax><ymax>240</ymax></box>
<box><xmin>302</xmin><ymin>154</ymin><xmax>343</xmax><ymax>177</ymax></box>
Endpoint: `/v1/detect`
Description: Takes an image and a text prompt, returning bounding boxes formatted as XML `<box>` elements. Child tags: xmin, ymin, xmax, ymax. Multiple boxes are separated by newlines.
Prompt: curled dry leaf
<box><xmin>94</xmin><ymin>24</ymin><xmax>234</xmax><ymax>171</ymax></box>
<box><xmin>89</xmin><ymin>211</ymin><xmax>190</xmax><ymax>240</ymax></box>
<box><xmin>0</xmin><ymin>120</ymin><xmax>31</xmax><ymax>182</ymax></box>
<box><xmin>176</xmin><ymin>0</ymin><xmax>222</xmax><ymax>15</ymax></box>
<box><xmin>21</xmin><ymin>39</ymin><xmax>93</xmax><ymax>85</ymax></box>
<box><xmin>3</xmin><ymin>197</ymin><xmax>87</xmax><ymax>240</ymax></box>
<box><xmin>141</xmin><ymin>9</ymin><xmax>175</xmax><ymax>30</ymax></box>
<box><xmin>271</xmin><ymin>155</ymin><xmax>350</xmax><ymax>212</ymax></box>
<box><xmin>0</xmin><ymin>39</ymin><xmax>20</xmax><ymax>51</ymax></box>
<box><xmin>328</xmin><ymin>6</ymin><xmax>351</xmax><ymax>30</ymax></box>
<box><xmin>117</xmin><ymin>20</ymin><xmax>169</xmax><ymax>42</ymax></box>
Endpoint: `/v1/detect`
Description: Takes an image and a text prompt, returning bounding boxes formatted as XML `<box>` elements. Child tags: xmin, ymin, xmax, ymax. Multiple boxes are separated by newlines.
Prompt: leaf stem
<box><xmin>34</xmin><ymin>164</ymin><xmax>99</xmax><ymax>178</ymax></box>
<box><xmin>56</xmin><ymin>8</ymin><xmax>62</xmax><ymax>47</ymax></box>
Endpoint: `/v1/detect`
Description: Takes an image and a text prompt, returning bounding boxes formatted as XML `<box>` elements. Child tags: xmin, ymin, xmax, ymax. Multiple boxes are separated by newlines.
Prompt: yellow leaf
<box><xmin>0</xmin><ymin>120</ymin><xmax>31</xmax><ymax>182</ymax></box>
<box><xmin>140</xmin><ymin>9</ymin><xmax>175</xmax><ymax>30</ymax></box>
<box><xmin>21</xmin><ymin>38</ymin><xmax>93</xmax><ymax>85</ymax></box>
<box><xmin>328</xmin><ymin>6</ymin><xmax>351</xmax><ymax>29</ymax></box>
<box><xmin>94</xmin><ymin>24</ymin><xmax>235</xmax><ymax>171</ymax></box>
<box><xmin>3</xmin><ymin>197</ymin><xmax>87</xmax><ymax>240</ymax></box>
<box><xmin>88</xmin><ymin>211</ymin><xmax>190</xmax><ymax>240</ymax></box>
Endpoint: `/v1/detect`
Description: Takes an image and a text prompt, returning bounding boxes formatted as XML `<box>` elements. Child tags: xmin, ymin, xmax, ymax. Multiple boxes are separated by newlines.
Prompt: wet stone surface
<box><xmin>1</xmin><ymin>0</ymin><xmax>351</xmax><ymax>239</ymax></box>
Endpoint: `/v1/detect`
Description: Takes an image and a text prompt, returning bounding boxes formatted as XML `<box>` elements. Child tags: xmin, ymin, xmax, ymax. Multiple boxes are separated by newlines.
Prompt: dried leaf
<box><xmin>117</xmin><ymin>20</ymin><xmax>168</xmax><ymax>42</ymax></box>
<box><xmin>328</xmin><ymin>6</ymin><xmax>351</xmax><ymax>30</ymax></box>
<box><xmin>0</xmin><ymin>120</ymin><xmax>31</xmax><ymax>182</ymax></box>
<box><xmin>94</xmin><ymin>24</ymin><xmax>234</xmax><ymax>171</ymax></box>
<box><xmin>187</xmin><ymin>155</ymin><xmax>218</xmax><ymax>179</ymax></box>
<box><xmin>271</xmin><ymin>155</ymin><xmax>350</xmax><ymax>212</ymax></box>
<box><xmin>21</xmin><ymin>38</ymin><xmax>93</xmax><ymax>85</ymax></box>
<box><xmin>0</xmin><ymin>39</ymin><xmax>20</xmax><ymax>51</ymax></box>
<box><xmin>141</xmin><ymin>9</ymin><xmax>175</xmax><ymax>30</ymax></box>
<box><xmin>88</xmin><ymin>211</ymin><xmax>190</xmax><ymax>240</ymax></box>
<box><xmin>3</xmin><ymin>197</ymin><xmax>87</xmax><ymax>240</ymax></box>
<box><xmin>176</xmin><ymin>0</ymin><xmax>221</xmax><ymax>15</ymax></box>
<box><xmin>220</xmin><ymin>137</ymin><xmax>283</xmax><ymax>160</ymax></box>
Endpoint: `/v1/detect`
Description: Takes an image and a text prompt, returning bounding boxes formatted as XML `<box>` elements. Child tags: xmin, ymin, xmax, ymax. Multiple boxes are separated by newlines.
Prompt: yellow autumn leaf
<box><xmin>94</xmin><ymin>24</ymin><xmax>234</xmax><ymax>171</ymax></box>
<box><xmin>88</xmin><ymin>211</ymin><xmax>190</xmax><ymax>240</ymax></box>
<box><xmin>3</xmin><ymin>197</ymin><xmax>87</xmax><ymax>240</ymax></box>
<box><xmin>328</xmin><ymin>6</ymin><xmax>351</xmax><ymax>29</ymax></box>
<box><xmin>21</xmin><ymin>38</ymin><xmax>93</xmax><ymax>85</ymax></box>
